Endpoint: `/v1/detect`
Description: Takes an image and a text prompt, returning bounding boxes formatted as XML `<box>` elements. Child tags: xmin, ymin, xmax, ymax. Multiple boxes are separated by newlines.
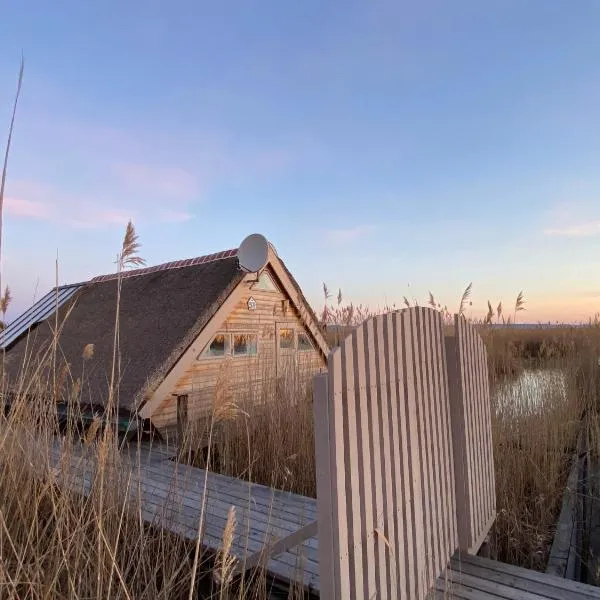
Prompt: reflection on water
<box><xmin>493</xmin><ymin>368</ymin><xmax>567</xmax><ymax>413</ymax></box>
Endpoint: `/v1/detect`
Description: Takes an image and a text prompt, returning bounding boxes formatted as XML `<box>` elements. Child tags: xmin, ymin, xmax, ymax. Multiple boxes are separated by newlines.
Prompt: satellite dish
<box><xmin>238</xmin><ymin>233</ymin><xmax>269</xmax><ymax>273</ymax></box>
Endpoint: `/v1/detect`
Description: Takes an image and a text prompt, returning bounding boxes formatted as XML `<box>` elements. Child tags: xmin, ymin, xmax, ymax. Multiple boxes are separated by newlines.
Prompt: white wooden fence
<box><xmin>446</xmin><ymin>314</ymin><xmax>496</xmax><ymax>554</ymax></box>
<box><xmin>313</xmin><ymin>307</ymin><xmax>496</xmax><ymax>600</ymax></box>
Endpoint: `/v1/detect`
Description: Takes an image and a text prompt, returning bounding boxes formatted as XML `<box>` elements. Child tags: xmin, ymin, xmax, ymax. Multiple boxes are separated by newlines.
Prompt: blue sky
<box><xmin>1</xmin><ymin>0</ymin><xmax>599</xmax><ymax>322</ymax></box>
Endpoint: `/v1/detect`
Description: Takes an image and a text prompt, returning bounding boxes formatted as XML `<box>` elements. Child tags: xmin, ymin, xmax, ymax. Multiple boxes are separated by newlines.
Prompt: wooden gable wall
<box><xmin>150</xmin><ymin>266</ymin><xmax>326</xmax><ymax>439</ymax></box>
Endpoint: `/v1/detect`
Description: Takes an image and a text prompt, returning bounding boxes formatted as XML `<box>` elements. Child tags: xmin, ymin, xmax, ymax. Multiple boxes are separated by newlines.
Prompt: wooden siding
<box><xmin>445</xmin><ymin>315</ymin><xmax>496</xmax><ymax>554</ymax></box>
<box><xmin>313</xmin><ymin>308</ymin><xmax>458</xmax><ymax>600</ymax></box>
<box><xmin>151</xmin><ymin>267</ymin><xmax>325</xmax><ymax>439</ymax></box>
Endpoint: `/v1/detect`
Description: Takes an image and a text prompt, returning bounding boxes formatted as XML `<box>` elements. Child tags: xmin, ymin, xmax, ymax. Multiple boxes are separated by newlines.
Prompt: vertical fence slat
<box><xmin>353</xmin><ymin>327</ymin><xmax>377</xmax><ymax>598</ymax></box>
<box><xmin>384</xmin><ymin>313</ymin><xmax>403</xmax><ymax>597</ymax></box>
<box><xmin>313</xmin><ymin>373</ymin><xmax>336</xmax><ymax>600</ymax></box>
<box><xmin>424</xmin><ymin>308</ymin><xmax>443</xmax><ymax>576</ymax></box>
<box><xmin>394</xmin><ymin>312</ymin><xmax>414</xmax><ymax>599</ymax></box>
<box><xmin>364</xmin><ymin>319</ymin><xmax>388</xmax><ymax>599</ymax></box>
<box><xmin>446</xmin><ymin>315</ymin><xmax>496</xmax><ymax>554</ymax></box>
<box><xmin>415</xmin><ymin>309</ymin><xmax>432</xmax><ymax>583</ymax></box>
<box><xmin>460</xmin><ymin>318</ymin><xmax>477</xmax><ymax>536</ymax></box>
<box><xmin>387</xmin><ymin>313</ymin><xmax>406</xmax><ymax>598</ymax></box>
<box><xmin>380</xmin><ymin>314</ymin><xmax>399</xmax><ymax>595</ymax></box>
<box><xmin>405</xmin><ymin>309</ymin><xmax>427</xmax><ymax>596</ymax></box>
<box><xmin>474</xmin><ymin>332</ymin><xmax>488</xmax><ymax>527</ymax></box>
<box><xmin>428</xmin><ymin>309</ymin><xmax>446</xmax><ymax>575</ymax></box>
<box><xmin>331</xmin><ymin>349</ymin><xmax>351</xmax><ymax>597</ymax></box>
<box><xmin>471</xmin><ymin>323</ymin><xmax>485</xmax><ymax>534</ymax></box>
<box><xmin>341</xmin><ymin>337</ymin><xmax>363</xmax><ymax>598</ymax></box>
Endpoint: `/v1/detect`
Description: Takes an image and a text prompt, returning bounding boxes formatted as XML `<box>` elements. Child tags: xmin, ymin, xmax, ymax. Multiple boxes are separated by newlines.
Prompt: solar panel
<box><xmin>0</xmin><ymin>283</ymin><xmax>83</xmax><ymax>349</ymax></box>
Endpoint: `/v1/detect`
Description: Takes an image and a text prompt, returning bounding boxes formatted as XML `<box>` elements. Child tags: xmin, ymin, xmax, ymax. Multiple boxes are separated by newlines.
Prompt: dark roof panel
<box><xmin>0</xmin><ymin>284</ymin><xmax>83</xmax><ymax>349</ymax></box>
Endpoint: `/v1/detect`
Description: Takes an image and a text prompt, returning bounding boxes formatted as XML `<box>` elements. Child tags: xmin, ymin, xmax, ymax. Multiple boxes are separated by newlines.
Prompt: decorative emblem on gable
<box><xmin>247</xmin><ymin>296</ymin><xmax>257</xmax><ymax>311</ymax></box>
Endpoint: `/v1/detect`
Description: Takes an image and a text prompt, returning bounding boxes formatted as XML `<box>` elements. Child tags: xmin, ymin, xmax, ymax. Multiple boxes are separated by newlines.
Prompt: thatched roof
<box><xmin>3</xmin><ymin>253</ymin><xmax>244</xmax><ymax>411</ymax></box>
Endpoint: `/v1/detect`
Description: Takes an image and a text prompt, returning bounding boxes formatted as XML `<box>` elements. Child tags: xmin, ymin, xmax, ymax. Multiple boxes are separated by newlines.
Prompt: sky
<box><xmin>0</xmin><ymin>0</ymin><xmax>599</xmax><ymax>324</ymax></box>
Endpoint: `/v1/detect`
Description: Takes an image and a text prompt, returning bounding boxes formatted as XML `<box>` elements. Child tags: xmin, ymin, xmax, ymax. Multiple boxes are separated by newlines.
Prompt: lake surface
<box><xmin>493</xmin><ymin>368</ymin><xmax>567</xmax><ymax>413</ymax></box>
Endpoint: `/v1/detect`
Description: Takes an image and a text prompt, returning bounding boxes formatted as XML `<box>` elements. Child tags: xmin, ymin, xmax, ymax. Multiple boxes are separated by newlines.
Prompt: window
<box><xmin>202</xmin><ymin>333</ymin><xmax>229</xmax><ymax>358</ymax></box>
<box><xmin>233</xmin><ymin>333</ymin><xmax>258</xmax><ymax>356</ymax></box>
<box><xmin>252</xmin><ymin>271</ymin><xmax>278</xmax><ymax>292</ymax></box>
<box><xmin>297</xmin><ymin>332</ymin><xmax>314</xmax><ymax>352</ymax></box>
<box><xmin>279</xmin><ymin>328</ymin><xmax>294</xmax><ymax>349</ymax></box>
<box><xmin>198</xmin><ymin>331</ymin><xmax>259</xmax><ymax>360</ymax></box>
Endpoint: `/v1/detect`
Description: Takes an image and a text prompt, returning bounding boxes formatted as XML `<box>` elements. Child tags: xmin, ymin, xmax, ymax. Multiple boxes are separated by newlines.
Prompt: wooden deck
<box><xmin>32</xmin><ymin>434</ymin><xmax>600</xmax><ymax>598</ymax></box>
<box><xmin>435</xmin><ymin>552</ymin><xmax>600</xmax><ymax>599</ymax></box>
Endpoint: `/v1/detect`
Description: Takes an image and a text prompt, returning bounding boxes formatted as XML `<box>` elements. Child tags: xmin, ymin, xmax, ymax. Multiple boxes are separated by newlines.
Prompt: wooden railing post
<box><xmin>313</xmin><ymin>372</ymin><xmax>336</xmax><ymax>600</ymax></box>
<box><xmin>445</xmin><ymin>316</ymin><xmax>496</xmax><ymax>554</ymax></box>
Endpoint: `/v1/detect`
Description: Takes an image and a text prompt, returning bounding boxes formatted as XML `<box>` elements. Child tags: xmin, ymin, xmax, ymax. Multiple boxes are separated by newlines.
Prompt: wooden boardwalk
<box><xmin>31</xmin><ymin>433</ymin><xmax>600</xmax><ymax>598</ymax></box>
<box><xmin>436</xmin><ymin>553</ymin><xmax>600</xmax><ymax>600</ymax></box>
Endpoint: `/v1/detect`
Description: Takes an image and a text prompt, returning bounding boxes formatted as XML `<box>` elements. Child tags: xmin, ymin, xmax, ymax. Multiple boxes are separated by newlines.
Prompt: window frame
<box><xmin>278</xmin><ymin>326</ymin><xmax>296</xmax><ymax>352</ymax></box>
<box><xmin>297</xmin><ymin>331</ymin><xmax>314</xmax><ymax>352</ymax></box>
<box><xmin>232</xmin><ymin>332</ymin><xmax>259</xmax><ymax>357</ymax></box>
<box><xmin>199</xmin><ymin>332</ymin><xmax>230</xmax><ymax>360</ymax></box>
<box><xmin>198</xmin><ymin>330</ymin><xmax>260</xmax><ymax>361</ymax></box>
<box><xmin>251</xmin><ymin>270</ymin><xmax>279</xmax><ymax>293</ymax></box>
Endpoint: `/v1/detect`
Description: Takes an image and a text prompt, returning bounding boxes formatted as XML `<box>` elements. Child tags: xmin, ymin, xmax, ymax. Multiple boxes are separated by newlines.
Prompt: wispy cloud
<box><xmin>577</xmin><ymin>290</ymin><xmax>600</xmax><ymax>299</ymax></box>
<box><xmin>67</xmin><ymin>209</ymin><xmax>134</xmax><ymax>229</ymax></box>
<box><xmin>113</xmin><ymin>163</ymin><xmax>199</xmax><ymax>200</ymax></box>
<box><xmin>4</xmin><ymin>174</ymin><xmax>198</xmax><ymax>229</ymax></box>
<box><xmin>325</xmin><ymin>225</ymin><xmax>376</xmax><ymax>245</ymax></box>
<box><xmin>5</xmin><ymin>197</ymin><xmax>52</xmax><ymax>219</ymax></box>
<box><xmin>544</xmin><ymin>220</ymin><xmax>600</xmax><ymax>237</ymax></box>
<box><xmin>5</xmin><ymin>181</ymin><xmax>137</xmax><ymax>229</ymax></box>
<box><xmin>159</xmin><ymin>209</ymin><xmax>194</xmax><ymax>223</ymax></box>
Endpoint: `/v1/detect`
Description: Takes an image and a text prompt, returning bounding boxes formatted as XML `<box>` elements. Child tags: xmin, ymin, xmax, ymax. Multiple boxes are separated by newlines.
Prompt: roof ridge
<box><xmin>90</xmin><ymin>248</ymin><xmax>239</xmax><ymax>284</ymax></box>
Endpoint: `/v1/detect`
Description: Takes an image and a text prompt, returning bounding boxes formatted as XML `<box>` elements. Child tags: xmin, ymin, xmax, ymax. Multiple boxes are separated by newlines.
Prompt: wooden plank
<box><xmin>394</xmin><ymin>311</ymin><xmax>415</xmax><ymax>600</ymax></box>
<box><xmin>402</xmin><ymin>309</ymin><xmax>424</xmax><ymax>598</ymax></box>
<box><xmin>330</xmin><ymin>348</ymin><xmax>350</xmax><ymax>599</ymax></box>
<box><xmin>364</xmin><ymin>317</ymin><xmax>388</xmax><ymax>599</ymax></box>
<box><xmin>473</xmin><ymin>328</ymin><xmax>488</xmax><ymax>536</ymax></box>
<box><xmin>137</xmin><ymin>461</ymin><xmax>317</xmax><ymax>525</ymax></box>
<box><xmin>428</xmin><ymin>309</ymin><xmax>445</xmax><ymax>571</ymax></box>
<box><xmin>342</xmin><ymin>335</ymin><xmax>363</xmax><ymax>599</ymax></box>
<box><xmin>449</xmin><ymin>557</ymin><xmax>586</xmax><ymax>600</ymax></box>
<box><xmin>409</xmin><ymin>307</ymin><xmax>429</xmax><ymax>597</ymax></box>
<box><xmin>457</xmin><ymin>318</ymin><xmax>476</xmax><ymax>539</ymax></box>
<box><xmin>423</xmin><ymin>309</ymin><xmax>442</xmax><ymax>577</ymax></box>
<box><xmin>380</xmin><ymin>314</ymin><xmax>399</xmax><ymax>597</ymax></box>
<box><xmin>313</xmin><ymin>371</ymin><xmax>336</xmax><ymax>600</ymax></box>
<box><xmin>434</xmin><ymin>311</ymin><xmax>457</xmax><ymax>553</ymax></box>
<box><xmin>237</xmin><ymin>520</ymin><xmax>318</xmax><ymax>572</ymax></box>
<box><xmin>433</xmin><ymin>578</ymin><xmax>517</xmax><ymax>600</ymax></box>
<box><xmin>384</xmin><ymin>312</ymin><xmax>404</xmax><ymax>598</ymax></box>
<box><xmin>444</xmin><ymin>569</ymin><xmax>550</xmax><ymax>600</ymax></box>
<box><xmin>416</xmin><ymin>308</ymin><xmax>436</xmax><ymax>584</ymax></box>
<box><xmin>455</xmin><ymin>553</ymin><xmax>600</xmax><ymax>598</ymax></box>
<box><xmin>353</xmin><ymin>325</ymin><xmax>376</xmax><ymax>599</ymax></box>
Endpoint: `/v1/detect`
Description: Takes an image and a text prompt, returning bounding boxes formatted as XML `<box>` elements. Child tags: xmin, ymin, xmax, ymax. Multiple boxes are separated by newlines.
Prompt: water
<box><xmin>494</xmin><ymin>368</ymin><xmax>567</xmax><ymax>413</ymax></box>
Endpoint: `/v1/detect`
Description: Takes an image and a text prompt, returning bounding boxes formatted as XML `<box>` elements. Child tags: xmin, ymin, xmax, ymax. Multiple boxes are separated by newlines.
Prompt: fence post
<box><xmin>313</xmin><ymin>372</ymin><xmax>336</xmax><ymax>600</ymax></box>
<box><xmin>445</xmin><ymin>331</ymin><xmax>471</xmax><ymax>552</ymax></box>
<box><xmin>445</xmin><ymin>316</ymin><xmax>496</xmax><ymax>554</ymax></box>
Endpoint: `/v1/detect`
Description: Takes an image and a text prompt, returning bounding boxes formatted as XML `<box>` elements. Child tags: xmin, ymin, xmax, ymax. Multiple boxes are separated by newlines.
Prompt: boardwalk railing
<box><xmin>446</xmin><ymin>314</ymin><xmax>496</xmax><ymax>554</ymax></box>
<box><xmin>313</xmin><ymin>307</ymin><xmax>496</xmax><ymax>600</ymax></box>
